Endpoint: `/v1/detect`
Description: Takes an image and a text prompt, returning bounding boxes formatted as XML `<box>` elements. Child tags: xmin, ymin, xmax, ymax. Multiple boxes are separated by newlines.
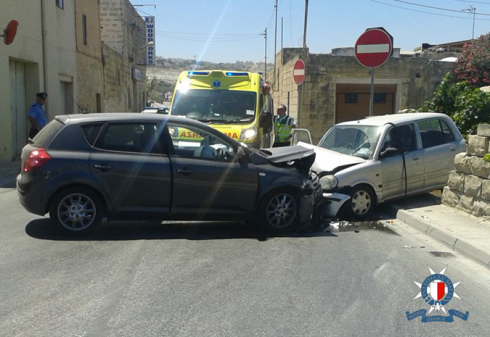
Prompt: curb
<box><xmin>386</xmin><ymin>203</ymin><xmax>490</xmax><ymax>269</ymax></box>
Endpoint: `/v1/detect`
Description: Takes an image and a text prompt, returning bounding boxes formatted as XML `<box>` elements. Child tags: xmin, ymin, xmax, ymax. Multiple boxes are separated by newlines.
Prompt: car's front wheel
<box><xmin>341</xmin><ymin>184</ymin><xmax>375</xmax><ymax>220</ymax></box>
<box><xmin>259</xmin><ymin>188</ymin><xmax>299</xmax><ymax>233</ymax></box>
<box><xmin>49</xmin><ymin>186</ymin><xmax>104</xmax><ymax>235</ymax></box>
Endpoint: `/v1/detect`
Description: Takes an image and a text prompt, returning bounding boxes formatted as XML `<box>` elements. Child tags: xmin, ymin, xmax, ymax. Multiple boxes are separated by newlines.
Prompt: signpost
<box><xmin>293</xmin><ymin>59</ymin><xmax>306</xmax><ymax>126</ymax></box>
<box><xmin>293</xmin><ymin>59</ymin><xmax>305</xmax><ymax>85</ymax></box>
<box><xmin>144</xmin><ymin>16</ymin><xmax>155</xmax><ymax>65</ymax></box>
<box><xmin>355</xmin><ymin>28</ymin><xmax>393</xmax><ymax>116</ymax></box>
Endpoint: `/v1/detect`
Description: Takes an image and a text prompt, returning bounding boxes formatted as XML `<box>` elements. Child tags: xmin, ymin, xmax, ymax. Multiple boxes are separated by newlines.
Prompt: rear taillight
<box><xmin>23</xmin><ymin>149</ymin><xmax>51</xmax><ymax>172</ymax></box>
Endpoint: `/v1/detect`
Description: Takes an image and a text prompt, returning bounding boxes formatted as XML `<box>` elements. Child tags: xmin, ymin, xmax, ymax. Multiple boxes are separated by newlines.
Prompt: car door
<box><xmin>165</xmin><ymin>121</ymin><xmax>258</xmax><ymax>217</ymax></box>
<box><xmin>88</xmin><ymin>121</ymin><xmax>172</xmax><ymax>214</ymax></box>
<box><xmin>380</xmin><ymin>123</ymin><xmax>425</xmax><ymax>200</ymax></box>
<box><xmin>417</xmin><ymin>118</ymin><xmax>459</xmax><ymax>189</ymax></box>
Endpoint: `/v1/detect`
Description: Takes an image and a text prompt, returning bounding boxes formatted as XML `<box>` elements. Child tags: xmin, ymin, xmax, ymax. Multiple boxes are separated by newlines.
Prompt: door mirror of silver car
<box><xmin>379</xmin><ymin>147</ymin><xmax>399</xmax><ymax>159</ymax></box>
<box><xmin>291</xmin><ymin>128</ymin><xmax>313</xmax><ymax>146</ymax></box>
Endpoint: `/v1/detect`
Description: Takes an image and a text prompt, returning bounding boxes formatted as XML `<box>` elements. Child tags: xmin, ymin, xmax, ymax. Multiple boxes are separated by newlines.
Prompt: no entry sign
<box><xmin>293</xmin><ymin>59</ymin><xmax>305</xmax><ymax>85</ymax></box>
<box><xmin>355</xmin><ymin>28</ymin><xmax>393</xmax><ymax>68</ymax></box>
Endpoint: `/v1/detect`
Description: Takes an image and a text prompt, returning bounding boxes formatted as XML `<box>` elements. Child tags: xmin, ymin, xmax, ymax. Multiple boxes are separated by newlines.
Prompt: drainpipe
<box><xmin>40</xmin><ymin>0</ymin><xmax>47</xmax><ymax>93</ymax></box>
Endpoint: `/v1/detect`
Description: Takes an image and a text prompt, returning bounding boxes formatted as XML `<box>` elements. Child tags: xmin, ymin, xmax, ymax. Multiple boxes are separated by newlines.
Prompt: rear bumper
<box><xmin>321</xmin><ymin>192</ymin><xmax>351</xmax><ymax>218</ymax></box>
<box><xmin>17</xmin><ymin>174</ymin><xmax>48</xmax><ymax>216</ymax></box>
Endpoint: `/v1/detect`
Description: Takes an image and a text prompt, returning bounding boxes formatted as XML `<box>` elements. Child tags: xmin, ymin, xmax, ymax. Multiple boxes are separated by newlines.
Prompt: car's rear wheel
<box><xmin>341</xmin><ymin>184</ymin><xmax>375</xmax><ymax>221</ymax></box>
<box><xmin>259</xmin><ymin>188</ymin><xmax>299</xmax><ymax>233</ymax></box>
<box><xmin>49</xmin><ymin>187</ymin><xmax>104</xmax><ymax>235</ymax></box>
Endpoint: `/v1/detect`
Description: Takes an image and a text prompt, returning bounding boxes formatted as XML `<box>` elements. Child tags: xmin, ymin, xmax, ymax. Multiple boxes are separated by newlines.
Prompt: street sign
<box><xmin>355</xmin><ymin>28</ymin><xmax>393</xmax><ymax>68</ymax></box>
<box><xmin>293</xmin><ymin>59</ymin><xmax>305</xmax><ymax>85</ymax></box>
<box><xmin>1</xmin><ymin>20</ymin><xmax>19</xmax><ymax>45</ymax></box>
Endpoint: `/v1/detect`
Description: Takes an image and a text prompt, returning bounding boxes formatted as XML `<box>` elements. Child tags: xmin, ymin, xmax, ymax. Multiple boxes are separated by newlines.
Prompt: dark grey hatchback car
<box><xmin>17</xmin><ymin>113</ymin><xmax>322</xmax><ymax>235</ymax></box>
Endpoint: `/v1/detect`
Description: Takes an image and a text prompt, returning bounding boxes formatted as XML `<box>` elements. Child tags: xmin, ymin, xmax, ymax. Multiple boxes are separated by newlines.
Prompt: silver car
<box><xmin>295</xmin><ymin>113</ymin><xmax>466</xmax><ymax>219</ymax></box>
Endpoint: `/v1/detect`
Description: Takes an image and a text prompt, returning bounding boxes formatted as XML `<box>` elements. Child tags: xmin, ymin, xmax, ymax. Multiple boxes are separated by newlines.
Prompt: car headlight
<box><xmin>239</xmin><ymin>125</ymin><xmax>257</xmax><ymax>141</ymax></box>
<box><xmin>320</xmin><ymin>175</ymin><xmax>338</xmax><ymax>190</ymax></box>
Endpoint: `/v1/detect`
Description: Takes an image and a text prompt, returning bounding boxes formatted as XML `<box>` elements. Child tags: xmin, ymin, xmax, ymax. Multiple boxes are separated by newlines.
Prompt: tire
<box><xmin>258</xmin><ymin>188</ymin><xmax>300</xmax><ymax>233</ymax></box>
<box><xmin>341</xmin><ymin>185</ymin><xmax>376</xmax><ymax>221</ymax></box>
<box><xmin>49</xmin><ymin>186</ymin><xmax>104</xmax><ymax>235</ymax></box>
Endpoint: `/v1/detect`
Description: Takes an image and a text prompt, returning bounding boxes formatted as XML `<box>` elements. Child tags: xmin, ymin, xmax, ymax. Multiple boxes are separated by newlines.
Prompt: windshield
<box><xmin>171</xmin><ymin>89</ymin><xmax>257</xmax><ymax>124</ymax></box>
<box><xmin>317</xmin><ymin>125</ymin><xmax>382</xmax><ymax>159</ymax></box>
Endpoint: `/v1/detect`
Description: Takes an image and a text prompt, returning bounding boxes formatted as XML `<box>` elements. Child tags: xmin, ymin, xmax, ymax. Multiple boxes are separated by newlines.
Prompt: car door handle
<box><xmin>450</xmin><ymin>146</ymin><xmax>456</xmax><ymax>152</ymax></box>
<box><xmin>412</xmin><ymin>155</ymin><xmax>419</xmax><ymax>161</ymax></box>
<box><xmin>177</xmin><ymin>168</ymin><xmax>193</xmax><ymax>176</ymax></box>
<box><xmin>94</xmin><ymin>164</ymin><xmax>112</xmax><ymax>171</ymax></box>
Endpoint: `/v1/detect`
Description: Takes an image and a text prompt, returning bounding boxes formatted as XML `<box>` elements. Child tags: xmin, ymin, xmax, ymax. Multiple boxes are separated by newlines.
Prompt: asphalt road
<box><xmin>1</xmin><ymin>183</ymin><xmax>490</xmax><ymax>337</ymax></box>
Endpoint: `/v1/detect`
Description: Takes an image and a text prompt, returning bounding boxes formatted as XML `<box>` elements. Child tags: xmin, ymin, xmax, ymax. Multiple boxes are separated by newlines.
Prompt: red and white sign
<box><xmin>355</xmin><ymin>28</ymin><xmax>393</xmax><ymax>68</ymax></box>
<box><xmin>293</xmin><ymin>59</ymin><xmax>305</xmax><ymax>85</ymax></box>
<box><xmin>429</xmin><ymin>282</ymin><xmax>447</xmax><ymax>301</ymax></box>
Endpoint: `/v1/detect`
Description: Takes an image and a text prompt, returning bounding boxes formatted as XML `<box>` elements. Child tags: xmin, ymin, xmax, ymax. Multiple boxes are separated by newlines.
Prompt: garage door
<box><xmin>336</xmin><ymin>84</ymin><xmax>396</xmax><ymax>123</ymax></box>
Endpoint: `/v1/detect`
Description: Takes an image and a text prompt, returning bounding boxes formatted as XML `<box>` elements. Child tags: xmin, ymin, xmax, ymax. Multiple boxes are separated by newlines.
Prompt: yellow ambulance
<box><xmin>169</xmin><ymin>70</ymin><xmax>274</xmax><ymax>148</ymax></box>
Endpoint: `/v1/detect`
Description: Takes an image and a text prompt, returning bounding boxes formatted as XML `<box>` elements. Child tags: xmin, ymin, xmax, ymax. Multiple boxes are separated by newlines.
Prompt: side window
<box><xmin>418</xmin><ymin>119</ymin><xmax>444</xmax><ymax>148</ymax></box>
<box><xmin>95</xmin><ymin>122</ymin><xmax>164</xmax><ymax>154</ymax></box>
<box><xmin>440</xmin><ymin>120</ymin><xmax>456</xmax><ymax>143</ymax></box>
<box><xmin>81</xmin><ymin>123</ymin><xmax>103</xmax><ymax>146</ymax></box>
<box><xmin>380</xmin><ymin>124</ymin><xmax>417</xmax><ymax>153</ymax></box>
<box><xmin>167</xmin><ymin>122</ymin><xmax>235</xmax><ymax>161</ymax></box>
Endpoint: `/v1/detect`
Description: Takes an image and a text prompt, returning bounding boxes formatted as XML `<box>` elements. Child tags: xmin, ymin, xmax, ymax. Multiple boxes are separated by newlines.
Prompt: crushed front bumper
<box><xmin>321</xmin><ymin>192</ymin><xmax>351</xmax><ymax>218</ymax></box>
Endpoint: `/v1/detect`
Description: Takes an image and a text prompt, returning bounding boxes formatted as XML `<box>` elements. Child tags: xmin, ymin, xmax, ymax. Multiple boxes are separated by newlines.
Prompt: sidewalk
<box><xmin>386</xmin><ymin>193</ymin><xmax>490</xmax><ymax>269</ymax></box>
<box><xmin>0</xmin><ymin>160</ymin><xmax>21</xmax><ymax>187</ymax></box>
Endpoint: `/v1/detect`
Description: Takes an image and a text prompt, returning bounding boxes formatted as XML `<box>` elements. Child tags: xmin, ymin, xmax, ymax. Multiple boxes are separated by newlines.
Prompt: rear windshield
<box><xmin>32</xmin><ymin>120</ymin><xmax>65</xmax><ymax>148</ymax></box>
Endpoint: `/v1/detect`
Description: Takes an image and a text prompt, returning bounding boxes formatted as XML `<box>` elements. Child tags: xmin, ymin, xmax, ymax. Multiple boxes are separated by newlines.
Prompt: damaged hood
<box><xmin>297</xmin><ymin>142</ymin><xmax>366</xmax><ymax>174</ymax></box>
<box><xmin>260</xmin><ymin>145</ymin><xmax>316</xmax><ymax>170</ymax></box>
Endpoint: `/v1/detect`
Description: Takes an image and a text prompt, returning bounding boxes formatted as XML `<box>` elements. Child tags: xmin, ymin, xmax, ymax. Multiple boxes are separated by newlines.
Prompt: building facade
<box><xmin>100</xmin><ymin>0</ymin><xmax>147</xmax><ymax>112</ymax></box>
<box><xmin>0</xmin><ymin>0</ymin><xmax>77</xmax><ymax>161</ymax></box>
<box><xmin>273</xmin><ymin>48</ymin><xmax>458</xmax><ymax>143</ymax></box>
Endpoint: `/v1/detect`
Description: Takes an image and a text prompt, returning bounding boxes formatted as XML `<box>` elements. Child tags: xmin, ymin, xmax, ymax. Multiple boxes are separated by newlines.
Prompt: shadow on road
<box><xmin>25</xmin><ymin>219</ymin><xmax>338</xmax><ymax>241</ymax></box>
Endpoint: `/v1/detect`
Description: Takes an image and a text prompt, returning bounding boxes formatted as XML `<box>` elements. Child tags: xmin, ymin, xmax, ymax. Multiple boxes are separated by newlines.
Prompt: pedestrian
<box><xmin>27</xmin><ymin>92</ymin><xmax>48</xmax><ymax>139</ymax></box>
<box><xmin>272</xmin><ymin>103</ymin><xmax>296</xmax><ymax>147</ymax></box>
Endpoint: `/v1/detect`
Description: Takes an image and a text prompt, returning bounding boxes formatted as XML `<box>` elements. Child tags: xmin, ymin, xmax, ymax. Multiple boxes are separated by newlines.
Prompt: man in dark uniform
<box><xmin>27</xmin><ymin>92</ymin><xmax>48</xmax><ymax>139</ymax></box>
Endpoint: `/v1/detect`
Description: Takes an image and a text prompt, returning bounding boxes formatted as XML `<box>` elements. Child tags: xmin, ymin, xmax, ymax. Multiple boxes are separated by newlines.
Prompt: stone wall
<box><xmin>442</xmin><ymin>124</ymin><xmax>490</xmax><ymax>216</ymax></box>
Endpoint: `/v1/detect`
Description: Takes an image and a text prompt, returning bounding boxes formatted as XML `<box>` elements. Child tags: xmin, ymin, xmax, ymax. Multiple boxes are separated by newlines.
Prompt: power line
<box><xmin>371</xmin><ymin>0</ymin><xmax>490</xmax><ymax>20</ymax></box>
<box><xmin>456</xmin><ymin>0</ymin><xmax>490</xmax><ymax>5</ymax></box>
<box><xmin>158</xmin><ymin>34</ymin><xmax>261</xmax><ymax>43</ymax></box>
<box><xmin>156</xmin><ymin>31</ymin><xmax>259</xmax><ymax>37</ymax></box>
<box><xmin>392</xmin><ymin>0</ymin><xmax>490</xmax><ymax>16</ymax></box>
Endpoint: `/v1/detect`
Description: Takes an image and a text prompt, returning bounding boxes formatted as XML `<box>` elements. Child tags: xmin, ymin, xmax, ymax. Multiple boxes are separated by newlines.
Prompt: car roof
<box><xmin>335</xmin><ymin>112</ymin><xmax>452</xmax><ymax>127</ymax></box>
<box><xmin>55</xmin><ymin>113</ymin><xmax>175</xmax><ymax>124</ymax></box>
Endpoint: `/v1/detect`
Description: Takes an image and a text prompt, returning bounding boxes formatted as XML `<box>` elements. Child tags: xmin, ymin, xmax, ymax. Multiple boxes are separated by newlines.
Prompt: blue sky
<box><xmin>130</xmin><ymin>0</ymin><xmax>490</xmax><ymax>63</ymax></box>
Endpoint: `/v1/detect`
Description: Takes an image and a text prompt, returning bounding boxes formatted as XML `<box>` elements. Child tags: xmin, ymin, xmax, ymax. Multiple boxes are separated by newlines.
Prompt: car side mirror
<box><xmin>259</xmin><ymin>111</ymin><xmax>273</xmax><ymax>132</ymax></box>
<box><xmin>237</xmin><ymin>146</ymin><xmax>247</xmax><ymax>161</ymax></box>
<box><xmin>291</xmin><ymin>128</ymin><xmax>313</xmax><ymax>146</ymax></box>
<box><xmin>379</xmin><ymin>147</ymin><xmax>399</xmax><ymax>159</ymax></box>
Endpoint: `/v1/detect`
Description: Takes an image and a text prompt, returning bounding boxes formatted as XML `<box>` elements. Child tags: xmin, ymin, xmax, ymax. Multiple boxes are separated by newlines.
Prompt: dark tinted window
<box><xmin>81</xmin><ymin>124</ymin><xmax>103</xmax><ymax>146</ymax></box>
<box><xmin>95</xmin><ymin>123</ymin><xmax>164</xmax><ymax>154</ymax></box>
<box><xmin>381</xmin><ymin>124</ymin><xmax>417</xmax><ymax>153</ymax></box>
<box><xmin>440</xmin><ymin>120</ymin><xmax>456</xmax><ymax>142</ymax></box>
<box><xmin>418</xmin><ymin>119</ymin><xmax>444</xmax><ymax>148</ymax></box>
<box><xmin>32</xmin><ymin>120</ymin><xmax>65</xmax><ymax>148</ymax></box>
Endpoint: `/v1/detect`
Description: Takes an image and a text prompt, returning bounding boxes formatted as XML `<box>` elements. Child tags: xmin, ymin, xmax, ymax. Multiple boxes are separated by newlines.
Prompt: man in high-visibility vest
<box><xmin>273</xmin><ymin>104</ymin><xmax>296</xmax><ymax>147</ymax></box>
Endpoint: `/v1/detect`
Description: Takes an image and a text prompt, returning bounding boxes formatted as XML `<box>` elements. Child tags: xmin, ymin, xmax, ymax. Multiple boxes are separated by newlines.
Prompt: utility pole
<box><xmin>262</xmin><ymin>28</ymin><xmax>267</xmax><ymax>79</ymax></box>
<box><xmin>273</xmin><ymin>0</ymin><xmax>278</xmax><ymax>88</ymax></box>
<box><xmin>462</xmin><ymin>6</ymin><xmax>476</xmax><ymax>40</ymax></box>
<box><xmin>303</xmin><ymin>0</ymin><xmax>309</xmax><ymax>51</ymax></box>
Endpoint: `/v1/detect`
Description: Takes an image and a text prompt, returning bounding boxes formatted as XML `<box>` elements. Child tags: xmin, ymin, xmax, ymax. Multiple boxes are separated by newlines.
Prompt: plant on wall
<box><xmin>455</xmin><ymin>33</ymin><xmax>490</xmax><ymax>88</ymax></box>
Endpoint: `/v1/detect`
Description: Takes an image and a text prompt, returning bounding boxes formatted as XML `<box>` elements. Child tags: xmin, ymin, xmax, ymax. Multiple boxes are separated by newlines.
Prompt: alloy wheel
<box><xmin>266</xmin><ymin>193</ymin><xmax>297</xmax><ymax>229</ymax></box>
<box><xmin>57</xmin><ymin>193</ymin><xmax>97</xmax><ymax>231</ymax></box>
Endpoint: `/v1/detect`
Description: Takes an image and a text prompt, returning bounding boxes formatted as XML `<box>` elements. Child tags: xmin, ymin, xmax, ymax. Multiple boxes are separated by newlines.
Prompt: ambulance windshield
<box><xmin>172</xmin><ymin>90</ymin><xmax>256</xmax><ymax>123</ymax></box>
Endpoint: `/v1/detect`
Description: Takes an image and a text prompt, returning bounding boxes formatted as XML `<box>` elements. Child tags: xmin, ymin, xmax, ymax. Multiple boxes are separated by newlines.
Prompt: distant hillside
<box><xmin>146</xmin><ymin>57</ymin><xmax>273</xmax><ymax>103</ymax></box>
<box><xmin>147</xmin><ymin>56</ymin><xmax>273</xmax><ymax>83</ymax></box>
